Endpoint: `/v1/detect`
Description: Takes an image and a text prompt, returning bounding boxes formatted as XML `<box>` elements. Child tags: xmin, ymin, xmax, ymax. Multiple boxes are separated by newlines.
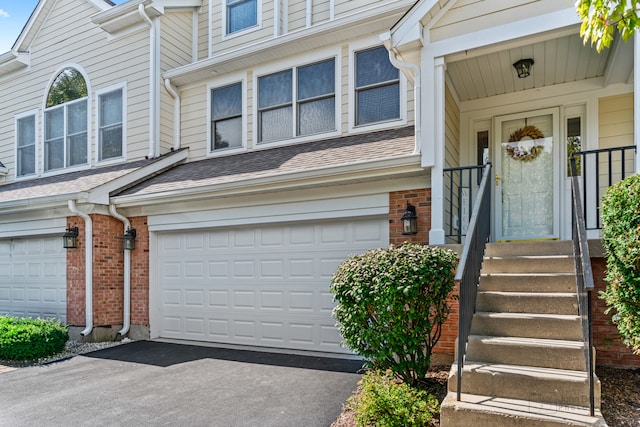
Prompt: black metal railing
<box><xmin>572</xmin><ymin>145</ymin><xmax>636</xmax><ymax>229</ymax></box>
<box><xmin>455</xmin><ymin>163</ymin><xmax>491</xmax><ymax>402</ymax></box>
<box><xmin>443</xmin><ymin>165</ymin><xmax>486</xmax><ymax>242</ymax></box>
<box><xmin>570</xmin><ymin>156</ymin><xmax>595</xmax><ymax>416</ymax></box>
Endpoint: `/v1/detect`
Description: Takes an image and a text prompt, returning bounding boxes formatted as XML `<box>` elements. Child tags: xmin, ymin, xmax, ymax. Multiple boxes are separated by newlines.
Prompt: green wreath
<box><xmin>506</xmin><ymin>125</ymin><xmax>545</xmax><ymax>162</ymax></box>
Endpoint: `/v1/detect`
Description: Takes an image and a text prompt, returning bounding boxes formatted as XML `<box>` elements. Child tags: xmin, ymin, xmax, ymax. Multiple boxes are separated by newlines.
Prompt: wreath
<box><xmin>506</xmin><ymin>125</ymin><xmax>545</xmax><ymax>162</ymax></box>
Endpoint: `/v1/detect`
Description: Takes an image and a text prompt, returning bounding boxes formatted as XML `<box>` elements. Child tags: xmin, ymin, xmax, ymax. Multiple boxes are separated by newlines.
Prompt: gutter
<box><xmin>139</xmin><ymin>4</ymin><xmax>160</xmax><ymax>159</ymax></box>
<box><xmin>108</xmin><ymin>205</ymin><xmax>131</xmax><ymax>337</ymax></box>
<box><xmin>68</xmin><ymin>200</ymin><xmax>93</xmax><ymax>337</ymax></box>
<box><xmin>164</xmin><ymin>78</ymin><xmax>181</xmax><ymax>151</ymax></box>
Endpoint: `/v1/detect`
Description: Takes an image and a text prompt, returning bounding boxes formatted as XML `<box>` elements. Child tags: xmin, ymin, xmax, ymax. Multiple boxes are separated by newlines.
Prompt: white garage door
<box><xmin>0</xmin><ymin>236</ymin><xmax>67</xmax><ymax>323</ymax></box>
<box><xmin>157</xmin><ymin>217</ymin><xmax>388</xmax><ymax>354</ymax></box>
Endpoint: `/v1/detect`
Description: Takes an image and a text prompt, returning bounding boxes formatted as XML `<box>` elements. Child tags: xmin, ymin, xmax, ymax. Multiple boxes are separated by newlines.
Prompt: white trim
<box><xmin>192</xmin><ymin>9</ymin><xmax>198</xmax><ymax>61</ymax></box>
<box><xmin>95</xmin><ymin>82</ymin><xmax>128</xmax><ymax>166</ymax></box>
<box><xmin>329</xmin><ymin>0</ymin><xmax>334</xmax><ymax>21</ymax></box>
<box><xmin>207</xmin><ymin>74</ymin><xmax>248</xmax><ymax>157</ymax></box>
<box><xmin>306</xmin><ymin>0</ymin><xmax>312</xmax><ymax>28</ymax></box>
<box><xmin>0</xmin><ymin>215</ymin><xmax>67</xmax><ymax>238</ymax></box>
<box><xmin>428</xmin><ymin>56</ymin><xmax>445</xmax><ymax>245</ymax></box>
<box><xmin>14</xmin><ymin>109</ymin><xmax>39</xmax><ymax>180</ymax></box>
<box><xmin>274</xmin><ymin>0</ymin><xmax>280</xmax><ymax>37</ymax></box>
<box><xmin>221</xmin><ymin>0</ymin><xmax>263</xmax><ymax>40</ymax></box>
<box><xmin>348</xmin><ymin>37</ymin><xmax>408</xmax><ymax>134</ymax></box>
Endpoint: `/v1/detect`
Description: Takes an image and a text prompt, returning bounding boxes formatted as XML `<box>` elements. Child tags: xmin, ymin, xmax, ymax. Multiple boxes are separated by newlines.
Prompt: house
<box><xmin>0</xmin><ymin>0</ymin><xmax>639</xmax><ymax>375</ymax></box>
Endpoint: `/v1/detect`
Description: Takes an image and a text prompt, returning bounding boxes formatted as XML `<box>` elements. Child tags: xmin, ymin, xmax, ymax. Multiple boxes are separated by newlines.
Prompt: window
<box><xmin>354</xmin><ymin>46</ymin><xmax>399</xmax><ymax>126</ymax></box>
<box><xmin>16</xmin><ymin>113</ymin><xmax>36</xmax><ymax>177</ymax></box>
<box><xmin>44</xmin><ymin>68</ymin><xmax>88</xmax><ymax>172</ymax></box>
<box><xmin>211</xmin><ymin>82</ymin><xmax>243</xmax><ymax>151</ymax></box>
<box><xmin>258</xmin><ymin>58</ymin><xmax>335</xmax><ymax>143</ymax></box>
<box><xmin>226</xmin><ymin>0</ymin><xmax>257</xmax><ymax>34</ymax></box>
<box><xmin>98</xmin><ymin>88</ymin><xmax>124</xmax><ymax>161</ymax></box>
<box><xmin>567</xmin><ymin>117</ymin><xmax>581</xmax><ymax>176</ymax></box>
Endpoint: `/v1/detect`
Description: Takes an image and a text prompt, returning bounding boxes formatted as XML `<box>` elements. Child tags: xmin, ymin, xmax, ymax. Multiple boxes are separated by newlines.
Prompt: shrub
<box><xmin>0</xmin><ymin>316</ymin><xmax>68</xmax><ymax>361</ymax></box>
<box><xmin>330</xmin><ymin>243</ymin><xmax>457</xmax><ymax>387</ymax></box>
<box><xmin>348</xmin><ymin>370</ymin><xmax>439</xmax><ymax>427</ymax></box>
<box><xmin>601</xmin><ymin>173</ymin><xmax>640</xmax><ymax>354</ymax></box>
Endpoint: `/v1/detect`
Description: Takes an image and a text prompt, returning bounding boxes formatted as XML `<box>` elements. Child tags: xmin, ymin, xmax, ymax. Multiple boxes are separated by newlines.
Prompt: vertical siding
<box><xmin>0</xmin><ymin>0</ymin><xmax>151</xmax><ymax>183</ymax></box>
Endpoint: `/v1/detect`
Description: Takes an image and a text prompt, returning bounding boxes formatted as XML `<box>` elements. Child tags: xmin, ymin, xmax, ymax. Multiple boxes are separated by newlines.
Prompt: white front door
<box><xmin>494</xmin><ymin>108</ymin><xmax>560</xmax><ymax>241</ymax></box>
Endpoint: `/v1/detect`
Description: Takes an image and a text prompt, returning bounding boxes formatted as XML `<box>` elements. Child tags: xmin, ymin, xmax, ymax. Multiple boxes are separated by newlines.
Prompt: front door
<box><xmin>494</xmin><ymin>109</ymin><xmax>560</xmax><ymax>241</ymax></box>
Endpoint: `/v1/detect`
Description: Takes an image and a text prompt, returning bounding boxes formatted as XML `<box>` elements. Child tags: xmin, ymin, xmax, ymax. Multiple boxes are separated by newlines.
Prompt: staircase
<box><xmin>440</xmin><ymin>241</ymin><xmax>607</xmax><ymax>427</ymax></box>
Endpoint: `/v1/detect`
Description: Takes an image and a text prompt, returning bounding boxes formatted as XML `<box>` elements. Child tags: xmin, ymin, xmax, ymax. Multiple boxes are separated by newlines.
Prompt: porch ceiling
<box><xmin>446</xmin><ymin>32</ymin><xmax>633</xmax><ymax>102</ymax></box>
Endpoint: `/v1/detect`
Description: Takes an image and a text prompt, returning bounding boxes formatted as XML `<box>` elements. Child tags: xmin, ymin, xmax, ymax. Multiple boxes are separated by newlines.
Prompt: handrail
<box><xmin>443</xmin><ymin>165</ymin><xmax>485</xmax><ymax>242</ymax></box>
<box><xmin>455</xmin><ymin>163</ymin><xmax>491</xmax><ymax>401</ymax></box>
<box><xmin>570</xmin><ymin>156</ymin><xmax>595</xmax><ymax>416</ymax></box>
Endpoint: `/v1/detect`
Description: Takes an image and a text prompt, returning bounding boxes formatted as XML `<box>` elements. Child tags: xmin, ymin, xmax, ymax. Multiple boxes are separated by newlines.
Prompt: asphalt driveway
<box><xmin>0</xmin><ymin>340</ymin><xmax>363</xmax><ymax>427</ymax></box>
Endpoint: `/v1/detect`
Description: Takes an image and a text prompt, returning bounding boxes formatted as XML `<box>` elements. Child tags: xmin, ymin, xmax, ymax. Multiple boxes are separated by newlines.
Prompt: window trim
<box><xmin>14</xmin><ymin>109</ymin><xmax>39</xmax><ymax>179</ymax></box>
<box><xmin>221</xmin><ymin>0</ymin><xmax>262</xmax><ymax>39</ymax></box>
<box><xmin>207</xmin><ymin>75</ymin><xmax>248</xmax><ymax>157</ymax></box>
<box><xmin>348</xmin><ymin>39</ymin><xmax>407</xmax><ymax>133</ymax></box>
<box><xmin>252</xmin><ymin>49</ymin><xmax>341</xmax><ymax>148</ymax></box>
<box><xmin>96</xmin><ymin>83</ymin><xmax>127</xmax><ymax>165</ymax></box>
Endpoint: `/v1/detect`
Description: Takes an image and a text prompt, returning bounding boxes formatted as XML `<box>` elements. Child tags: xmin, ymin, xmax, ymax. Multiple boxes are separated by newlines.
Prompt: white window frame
<box><xmin>348</xmin><ymin>38</ymin><xmax>407</xmax><ymax>133</ymax></box>
<box><xmin>252</xmin><ymin>47</ymin><xmax>341</xmax><ymax>148</ymax></box>
<box><xmin>14</xmin><ymin>109</ymin><xmax>39</xmax><ymax>179</ymax></box>
<box><xmin>221</xmin><ymin>0</ymin><xmax>262</xmax><ymax>39</ymax></box>
<box><xmin>96</xmin><ymin>82</ymin><xmax>127</xmax><ymax>165</ymax></box>
<box><xmin>207</xmin><ymin>75</ymin><xmax>248</xmax><ymax>157</ymax></box>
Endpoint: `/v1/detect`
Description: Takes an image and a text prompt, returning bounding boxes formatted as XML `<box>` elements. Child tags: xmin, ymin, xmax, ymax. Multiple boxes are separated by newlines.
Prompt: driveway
<box><xmin>0</xmin><ymin>340</ymin><xmax>363</xmax><ymax>427</ymax></box>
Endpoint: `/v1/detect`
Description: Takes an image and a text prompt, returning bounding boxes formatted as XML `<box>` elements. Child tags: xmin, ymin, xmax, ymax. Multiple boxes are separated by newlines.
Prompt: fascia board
<box><xmin>92</xmin><ymin>0</ymin><xmax>149</xmax><ymax>25</ymax></box>
<box><xmin>112</xmin><ymin>154</ymin><xmax>424</xmax><ymax>207</ymax></box>
<box><xmin>0</xmin><ymin>192</ymin><xmax>88</xmax><ymax>213</ymax></box>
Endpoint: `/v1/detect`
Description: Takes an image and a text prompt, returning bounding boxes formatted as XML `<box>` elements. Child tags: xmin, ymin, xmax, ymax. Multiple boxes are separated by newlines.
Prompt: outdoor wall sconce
<box><xmin>513</xmin><ymin>58</ymin><xmax>534</xmax><ymax>78</ymax></box>
<box><xmin>63</xmin><ymin>226</ymin><xmax>79</xmax><ymax>249</ymax></box>
<box><xmin>401</xmin><ymin>203</ymin><xmax>418</xmax><ymax>235</ymax></box>
<box><xmin>123</xmin><ymin>228</ymin><xmax>137</xmax><ymax>251</ymax></box>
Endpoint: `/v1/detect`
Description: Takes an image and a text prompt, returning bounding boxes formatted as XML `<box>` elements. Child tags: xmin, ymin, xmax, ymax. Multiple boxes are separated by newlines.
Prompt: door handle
<box><xmin>495</xmin><ymin>174</ymin><xmax>502</xmax><ymax>186</ymax></box>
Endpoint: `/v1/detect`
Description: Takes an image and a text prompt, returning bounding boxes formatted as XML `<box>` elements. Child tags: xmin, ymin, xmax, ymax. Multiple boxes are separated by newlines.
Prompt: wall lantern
<box><xmin>513</xmin><ymin>58</ymin><xmax>534</xmax><ymax>78</ymax></box>
<box><xmin>401</xmin><ymin>203</ymin><xmax>418</xmax><ymax>235</ymax></box>
<box><xmin>63</xmin><ymin>226</ymin><xmax>79</xmax><ymax>249</ymax></box>
<box><xmin>123</xmin><ymin>228</ymin><xmax>137</xmax><ymax>251</ymax></box>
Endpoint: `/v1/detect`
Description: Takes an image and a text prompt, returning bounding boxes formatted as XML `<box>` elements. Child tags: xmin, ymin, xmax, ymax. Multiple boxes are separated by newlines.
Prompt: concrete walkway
<box><xmin>0</xmin><ymin>340</ymin><xmax>363</xmax><ymax>427</ymax></box>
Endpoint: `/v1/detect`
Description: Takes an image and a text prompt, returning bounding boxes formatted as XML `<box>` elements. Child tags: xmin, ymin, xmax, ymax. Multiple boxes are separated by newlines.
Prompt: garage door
<box><xmin>0</xmin><ymin>236</ymin><xmax>67</xmax><ymax>323</ymax></box>
<box><xmin>157</xmin><ymin>217</ymin><xmax>388</xmax><ymax>354</ymax></box>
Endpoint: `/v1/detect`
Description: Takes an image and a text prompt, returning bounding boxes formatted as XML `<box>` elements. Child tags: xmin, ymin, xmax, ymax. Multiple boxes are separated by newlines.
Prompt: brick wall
<box><xmin>66</xmin><ymin>216</ymin><xmax>86</xmax><ymax>326</ymax></box>
<box><xmin>130</xmin><ymin>217</ymin><xmax>149</xmax><ymax>326</ymax></box>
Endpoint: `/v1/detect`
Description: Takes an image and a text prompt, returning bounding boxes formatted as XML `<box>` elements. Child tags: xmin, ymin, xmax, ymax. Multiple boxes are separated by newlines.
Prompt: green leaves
<box><xmin>0</xmin><ymin>316</ymin><xmax>68</xmax><ymax>361</ymax></box>
<box><xmin>330</xmin><ymin>243</ymin><xmax>457</xmax><ymax>386</ymax></box>
<box><xmin>576</xmin><ymin>0</ymin><xmax>640</xmax><ymax>52</ymax></box>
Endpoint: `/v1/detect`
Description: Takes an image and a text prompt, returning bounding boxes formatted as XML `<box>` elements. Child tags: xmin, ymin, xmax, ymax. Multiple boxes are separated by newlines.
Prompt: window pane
<box><xmin>18</xmin><ymin>145</ymin><xmax>35</xmax><ymax>176</ymax></box>
<box><xmin>213</xmin><ymin>83</ymin><xmax>242</xmax><ymax>120</ymax></box>
<box><xmin>260</xmin><ymin>106</ymin><xmax>292</xmax><ymax>142</ymax></box>
<box><xmin>227</xmin><ymin>0</ymin><xmax>257</xmax><ymax>33</ymax></box>
<box><xmin>100</xmin><ymin>125</ymin><xmax>123</xmax><ymax>160</ymax></box>
<box><xmin>100</xmin><ymin>90</ymin><xmax>122</xmax><ymax>126</ymax></box>
<box><xmin>17</xmin><ymin>115</ymin><xmax>36</xmax><ymax>176</ymax></box>
<box><xmin>46</xmin><ymin>68</ymin><xmax>87</xmax><ymax>108</ymax></box>
<box><xmin>68</xmin><ymin>132</ymin><xmax>87</xmax><ymax>166</ymax></box>
<box><xmin>17</xmin><ymin>116</ymin><xmax>35</xmax><ymax>147</ymax></box>
<box><xmin>258</xmin><ymin>70</ymin><xmax>292</xmax><ymax>109</ymax></box>
<box><xmin>298</xmin><ymin>59</ymin><xmax>334</xmax><ymax>101</ymax></box>
<box><xmin>45</xmin><ymin>108</ymin><xmax>64</xmax><ymax>140</ymax></box>
<box><xmin>45</xmin><ymin>138</ymin><xmax>64</xmax><ymax>171</ymax></box>
<box><xmin>213</xmin><ymin>117</ymin><xmax>243</xmax><ymax>150</ymax></box>
<box><xmin>356</xmin><ymin>83</ymin><xmax>400</xmax><ymax>125</ymax></box>
<box><xmin>299</xmin><ymin>98</ymin><xmax>335</xmax><ymax>135</ymax></box>
<box><xmin>356</xmin><ymin>46</ymin><xmax>398</xmax><ymax>88</ymax></box>
<box><xmin>68</xmin><ymin>101</ymin><xmax>87</xmax><ymax>134</ymax></box>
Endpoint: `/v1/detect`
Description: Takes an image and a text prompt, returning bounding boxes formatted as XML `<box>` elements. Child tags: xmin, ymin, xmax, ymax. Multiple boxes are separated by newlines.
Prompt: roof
<box><xmin>118</xmin><ymin>126</ymin><xmax>417</xmax><ymax>198</ymax></box>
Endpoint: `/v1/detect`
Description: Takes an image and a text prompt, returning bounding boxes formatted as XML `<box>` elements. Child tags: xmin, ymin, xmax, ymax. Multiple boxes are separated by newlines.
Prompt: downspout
<box><xmin>139</xmin><ymin>4</ymin><xmax>159</xmax><ymax>159</ymax></box>
<box><xmin>108</xmin><ymin>205</ymin><xmax>131</xmax><ymax>337</ymax></box>
<box><xmin>68</xmin><ymin>200</ymin><xmax>93</xmax><ymax>336</ymax></box>
<box><xmin>164</xmin><ymin>78</ymin><xmax>181</xmax><ymax>151</ymax></box>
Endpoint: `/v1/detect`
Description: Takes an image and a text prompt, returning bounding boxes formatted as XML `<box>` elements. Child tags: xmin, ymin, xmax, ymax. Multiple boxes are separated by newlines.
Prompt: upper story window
<box><xmin>354</xmin><ymin>46</ymin><xmax>399</xmax><ymax>126</ymax></box>
<box><xmin>212</xmin><ymin>82</ymin><xmax>243</xmax><ymax>151</ymax></box>
<box><xmin>16</xmin><ymin>112</ymin><xmax>36</xmax><ymax>177</ymax></box>
<box><xmin>257</xmin><ymin>58</ymin><xmax>335</xmax><ymax>143</ymax></box>
<box><xmin>44</xmin><ymin>68</ymin><xmax>88</xmax><ymax>172</ymax></box>
<box><xmin>226</xmin><ymin>0</ymin><xmax>258</xmax><ymax>34</ymax></box>
<box><xmin>98</xmin><ymin>86</ymin><xmax>125</xmax><ymax>161</ymax></box>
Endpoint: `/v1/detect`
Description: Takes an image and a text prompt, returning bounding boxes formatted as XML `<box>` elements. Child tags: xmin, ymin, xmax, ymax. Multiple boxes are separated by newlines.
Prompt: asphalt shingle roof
<box><xmin>119</xmin><ymin>126</ymin><xmax>416</xmax><ymax>197</ymax></box>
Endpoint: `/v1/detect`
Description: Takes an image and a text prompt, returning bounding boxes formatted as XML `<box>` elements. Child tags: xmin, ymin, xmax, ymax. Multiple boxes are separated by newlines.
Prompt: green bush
<box><xmin>330</xmin><ymin>243</ymin><xmax>457</xmax><ymax>387</ymax></box>
<box><xmin>601</xmin><ymin>173</ymin><xmax>640</xmax><ymax>354</ymax></box>
<box><xmin>0</xmin><ymin>316</ymin><xmax>68</xmax><ymax>361</ymax></box>
<box><xmin>348</xmin><ymin>370</ymin><xmax>439</xmax><ymax>427</ymax></box>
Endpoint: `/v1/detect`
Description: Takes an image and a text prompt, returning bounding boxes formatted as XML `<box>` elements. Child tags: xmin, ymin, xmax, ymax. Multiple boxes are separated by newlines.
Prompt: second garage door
<box><xmin>157</xmin><ymin>217</ymin><xmax>388</xmax><ymax>354</ymax></box>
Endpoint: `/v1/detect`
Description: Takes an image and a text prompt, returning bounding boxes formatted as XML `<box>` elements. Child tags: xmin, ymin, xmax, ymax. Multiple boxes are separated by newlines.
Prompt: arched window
<box><xmin>44</xmin><ymin>68</ymin><xmax>88</xmax><ymax>171</ymax></box>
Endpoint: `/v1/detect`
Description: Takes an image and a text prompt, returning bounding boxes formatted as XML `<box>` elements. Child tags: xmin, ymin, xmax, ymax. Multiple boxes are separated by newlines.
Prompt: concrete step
<box><xmin>470</xmin><ymin>312</ymin><xmax>582</xmax><ymax>340</ymax></box>
<box><xmin>485</xmin><ymin>241</ymin><xmax>573</xmax><ymax>257</ymax></box>
<box><xmin>466</xmin><ymin>335</ymin><xmax>586</xmax><ymax>371</ymax></box>
<box><xmin>476</xmin><ymin>291</ymin><xmax>578</xmax><ymax>315</ymax></box>
<box><xmin>440</xmin><ymin>392</ymin><xmax>607</xmax><ymax>427</ymax></box>
<box><xmin>479</xmin><ymin>273</ymin><xmax>576</xmax><ymax>293</ymax></box>
<box><xmin>483</xmin><ymin>255</ymin><xmax>575</xmax><ymax>274</ymax></box>
<box><xmin>448</xmin><ymin>363</ymin><xmax>601</xmax><ymax>409</ymax></box>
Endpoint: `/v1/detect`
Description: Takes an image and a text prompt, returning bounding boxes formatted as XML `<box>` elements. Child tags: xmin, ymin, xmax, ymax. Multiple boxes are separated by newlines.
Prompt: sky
<box><xmin>0</xmin><ymin>0</ymin><xmax>127</xmax><ymax>53</ymax></box>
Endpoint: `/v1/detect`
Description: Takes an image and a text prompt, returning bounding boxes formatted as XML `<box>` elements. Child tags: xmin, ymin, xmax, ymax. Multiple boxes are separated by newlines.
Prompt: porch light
<box><xmin>63</xmin><ymin>226</ymin><xmax>79</xmax><ymax>249</ymax></box>
<box><xmin>513</xmin><ymin>58</ymin><xmax>534</xmax><ymax>78</ymax></box>
<box><xmin>401</xmin><ymin>203</ymin><xmax>418</xmax><ymax>235</ymax></box>
<box><xmin>123</xmin><ymin>228</ymin><xmax>137</xmax><ymax>251</ymax></box>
